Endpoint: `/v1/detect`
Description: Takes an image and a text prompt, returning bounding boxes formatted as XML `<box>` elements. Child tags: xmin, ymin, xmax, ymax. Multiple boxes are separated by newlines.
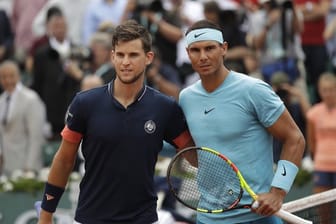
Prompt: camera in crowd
<box><xmin>70</xmin><ymin>46</ymin><xmax>92</xmax><ymax>64</ymax></box>
<box><xmin>70</xmin><ymin>45</ymin><xmax>93</xmax><ymax>70</ymax></box>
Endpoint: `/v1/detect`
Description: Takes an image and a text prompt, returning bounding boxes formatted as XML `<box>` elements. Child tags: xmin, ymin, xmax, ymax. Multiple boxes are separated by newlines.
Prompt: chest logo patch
<box><xmin>144</xmin><ymin>120</ymin><xmax>156</xmax><ymax>134</ymax></box>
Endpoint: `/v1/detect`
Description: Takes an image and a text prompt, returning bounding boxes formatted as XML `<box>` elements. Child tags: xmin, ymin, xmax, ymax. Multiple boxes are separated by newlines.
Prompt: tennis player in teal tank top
<box><xmin>179</xmin><ymin>20</ymin><xmax>306</xmax><ymax>224</ymax></box>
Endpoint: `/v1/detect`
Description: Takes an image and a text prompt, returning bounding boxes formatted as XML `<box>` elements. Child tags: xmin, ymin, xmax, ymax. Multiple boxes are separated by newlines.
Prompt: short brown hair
<box><xmin>112</xmin><ymin>20</ymin><xmax>152</xmax><ymax>53</ymax></box>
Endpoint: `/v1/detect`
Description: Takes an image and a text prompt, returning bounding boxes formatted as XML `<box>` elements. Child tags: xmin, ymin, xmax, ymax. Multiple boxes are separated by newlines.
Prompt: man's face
<box><xmin>0</xmin><ymin>65</ymin><xmax>19</xmax><ymax>93</ymax></box>
<box><xmin>111</xmin><ymin>39</ymin><xmax>153</xmax><ymax>84</ymax></box>
<box><xmin>48</xmin><ymin>15</ymin><xmax>67</xmax><ymax>42</ymax></box>
<box><xmin>186</xmin><ymin>40</ymin><xmax>226</xmax><ymax>77</ymax></box>
<box><xmin>318</xmin><ymin>79</ymin><xmax>336</xmax><ymax>104</ymax></box>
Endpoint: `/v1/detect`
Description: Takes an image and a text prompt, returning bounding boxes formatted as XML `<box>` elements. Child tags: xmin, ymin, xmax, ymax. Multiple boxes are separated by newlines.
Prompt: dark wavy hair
<box><xmin>112</xmin><ymin>20</ymin><xmax>152</xmax><ymax>53</ymax></box>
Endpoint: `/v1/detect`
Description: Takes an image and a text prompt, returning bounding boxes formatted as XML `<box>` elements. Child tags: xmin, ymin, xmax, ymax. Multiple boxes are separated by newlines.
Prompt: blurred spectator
<box><xmin>306</xmin><ymin>72</ymin><xmax>336</xmax><ymax>191</ymax></box>
<box><xmin>60</xmin><ymin>31</ymin><xmax>115</xmax><ymax>84</ymax></box>
<box><xmin>32</xmin><ymin>0</ymin><xmax>91</xmax><ymax>46</ymax></box>
<box><xmin>328</xmin><ymin>0</ymin><xmax>336</xmax><ymax>23</ymax></box>
<box><xmin>0</xmin><ymin>9</ymin><xmax>13</xmax><ymax>63</ymax></box>
<box><xmin>31</xmin><ymin>12</ymin><xmax>81</xmax><ymax>140</ymax></box>
<box><xmin>82</xmin><ymin>0</ymin><xmax>131</xmax><ymax>45</ymax></box>
<box><xmin>294</xmin><ymin>0</ymin><xmax>331</xmax><ymax>104</ymax></box>
<box><xmin>270</xmin><ymin>71</ymin><xmax>311</xmax><ymax>162</ymax></box>
<box><xmin>25</xmin><ymin>6</ymin><xmax>63</xmax><ymax>78</ymax></box>
<box><xmin>162</xmin><ymin>0</ymin><xmax>195</xmax><ymax>28</ymax></box>
<box><xmin>203</xmin><ymin>0</ymin><xmax>250</xmax><ymax>73</ymax></box>
<box><xmin>146</xmin><ymin>47</ymin><xmax>182</xmax><ymax>100</ymax></box>
<box><xmin>88</xmin><ymin>32</ymin><xmax>115</xmax><ymax>83</ymax></box>
<box><xmin>11</xmin><ymin>0</ymin><xmax>47</xmax><ymax>65</ymax></box>
<box><xmin>306</xmin><ymin>72</ymin><xmax>336</xmax><ymax>222</ymax></box>
<box><xmin>243</xmin><ymin>50</ymin><xmax>264</xmax><ymax>80</ymax></box>
<box><xmin>203</xmin><ymin>1</ymin><xmax>222</xmax><ymax>26</ymax></box>
<box><xmin>0</xmin><ymin>60</ymin><xmax>46</xmax><ymax>175</ymax></box>
<box><xmin>132</xmin><ymin>0</ymin><xmax>183</xmax><ymax>68</ymax></box>
<box><xmin>0</xmin><ymin>0</ymin><xmax>12</xmax><ymax>16</ymax></box>
<box><xmin>97</xmin><ymin>20</ymin><xmax>115</xmax><ymax>34</ymax></box>
<box><xmin>0</xmin><ymin>136</ymin><xmax>2</xmax><ymax>174</ymax></box>
<box><xmin>324</xmin><ymin>8</ymin><xmax>336</xmax><ymax>73</ymax></box>
<box><xmin>253</xmin><ymin>0</ymin><xmax>304</xmax><ymax>84</ymax></box>
<box><xmin>240</xmin><ymin>0</ymin><xmax>265</xmax><ymax>40</ymax></box>
<box><xmin>80</xmin><ymin>74</ymin><xmax>104</xmax><ymax>91</ymax></box>
<box><xmin>171</xmin><ymin>0</ymin><xmax>204</xmax><ymax>84</ymax></box>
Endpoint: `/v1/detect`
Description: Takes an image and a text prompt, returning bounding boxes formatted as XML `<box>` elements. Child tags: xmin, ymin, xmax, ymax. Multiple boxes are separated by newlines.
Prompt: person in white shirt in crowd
<box><xmin>0</xmin><ymin>60</ymin><xmax>47</xmax><ymax>175</ymax></box>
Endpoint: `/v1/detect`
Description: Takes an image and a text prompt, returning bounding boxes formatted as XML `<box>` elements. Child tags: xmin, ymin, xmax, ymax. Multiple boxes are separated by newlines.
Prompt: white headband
<box><xmin>185</xmin><ymin>28</ymin><xmax>224</xmax><ymax>47</ymax></box>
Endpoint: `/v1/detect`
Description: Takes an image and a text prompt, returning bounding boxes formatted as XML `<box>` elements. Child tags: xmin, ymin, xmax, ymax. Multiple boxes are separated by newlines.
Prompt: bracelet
<box><xmin>41</xmin><ymin>182</ymin><xmax>65</xmax><ymax>213</ymax></box>
<box><xmin>271</xmin><ymin>160</ymin><xmax>298</xmax><ymax>193</ymax></box>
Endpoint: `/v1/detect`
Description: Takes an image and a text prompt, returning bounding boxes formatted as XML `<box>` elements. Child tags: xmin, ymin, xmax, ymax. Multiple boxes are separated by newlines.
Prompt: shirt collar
<box><xmin>4</xmin><ymin>82</ymin><xmax>22</xmax><ymax>97</ymax></box>
<box><xmin>108</xmin><ymin>80</ymin><xmax>147</xmax><ymax>103</ymax></box>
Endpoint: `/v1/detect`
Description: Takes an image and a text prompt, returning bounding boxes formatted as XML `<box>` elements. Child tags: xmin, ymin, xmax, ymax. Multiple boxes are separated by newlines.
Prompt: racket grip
<box><xmin>275</xmin><ymin>209</ymin><xmax>312</xmax><ymax>224</ymax></box>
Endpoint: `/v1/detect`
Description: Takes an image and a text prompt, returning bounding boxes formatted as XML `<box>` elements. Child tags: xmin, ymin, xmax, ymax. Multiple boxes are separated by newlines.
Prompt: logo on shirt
<box><xmin>144</xmin><ymin>120</ymin><xmax>156</xmax><ymax>134</ymax></box>
<box><xmin>281</xmin><ymin>165</ymin><xmax>286</xmax><ymax>176</ymax></box>
<box><xmin>204</xmin><ymin>108</ymin><xmax>215</xmax><ymax>114</ymax></box>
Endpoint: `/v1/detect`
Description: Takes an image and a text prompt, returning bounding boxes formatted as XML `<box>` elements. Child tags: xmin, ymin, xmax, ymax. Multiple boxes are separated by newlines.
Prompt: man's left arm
<box><xmin>268</xmin><ymin>109</ymin><xmax>306</xmax><ymax>167</ymax></box>
<box><xmin>253</xmin><ymin>109</ymin><xmax>305</xmax><ymax>216</ymax></box>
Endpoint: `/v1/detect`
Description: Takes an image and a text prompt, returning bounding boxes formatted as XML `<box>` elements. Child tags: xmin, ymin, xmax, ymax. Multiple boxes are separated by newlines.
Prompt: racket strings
<box><xmin>168</xmin><ymin>149</ymin><xmax>242</xmax><ymax>211</ymax></box>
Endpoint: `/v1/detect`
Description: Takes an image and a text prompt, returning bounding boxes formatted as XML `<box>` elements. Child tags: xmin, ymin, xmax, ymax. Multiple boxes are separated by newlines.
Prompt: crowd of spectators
<box><xmin>0</xmin><ymin>0</ymin><xmax>336</xmax><ymax>221</ymax></box>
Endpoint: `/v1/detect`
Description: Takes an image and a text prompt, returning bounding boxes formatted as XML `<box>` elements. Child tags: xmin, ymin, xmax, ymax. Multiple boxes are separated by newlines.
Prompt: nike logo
<box><xmin>194</xmin><ymin>32</ymin><xmax>206</xmax><ymax>38</ymax></box>
<box><xmin>45</xmin><ymin>194</ymin><xmax>55</xmax><ymax>201</ymax></box>
<box><xmin>204</xmin><ymin>108</ymin><xmax>215</xmax><ymax>114</ymax></box>
<box><xmin>281</xmin><ymin>165</ymin><xmax>286</xmax><ymax>176</ymax></box>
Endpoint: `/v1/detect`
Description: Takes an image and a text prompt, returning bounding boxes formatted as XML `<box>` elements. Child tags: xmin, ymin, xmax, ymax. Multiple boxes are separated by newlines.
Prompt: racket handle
<box><xmin>276</xmin><ymin>209</ymin><xmax>312</xmax><ymax>224</ymax></box>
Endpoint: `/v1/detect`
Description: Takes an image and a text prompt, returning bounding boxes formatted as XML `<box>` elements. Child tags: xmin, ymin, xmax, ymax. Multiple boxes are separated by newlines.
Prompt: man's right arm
<box><xmin>38</xmin><ymin>139</ymin><xmax>80</xmax><ymax>224</ymax></box>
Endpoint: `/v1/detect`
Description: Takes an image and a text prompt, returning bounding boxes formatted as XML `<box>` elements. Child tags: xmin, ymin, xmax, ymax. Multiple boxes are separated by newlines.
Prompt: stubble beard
<box><xmin>118</xmin><ymin>70</ymin><xmax>144</xmax><ymax>85</ymax></box>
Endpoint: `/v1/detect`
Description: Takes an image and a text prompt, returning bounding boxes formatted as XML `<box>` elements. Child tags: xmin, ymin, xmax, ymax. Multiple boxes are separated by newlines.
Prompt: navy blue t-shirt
<box><xmin>65</xmin><ymin>82</ymin><xmax>189</xmax><ymax>224</ymax></box>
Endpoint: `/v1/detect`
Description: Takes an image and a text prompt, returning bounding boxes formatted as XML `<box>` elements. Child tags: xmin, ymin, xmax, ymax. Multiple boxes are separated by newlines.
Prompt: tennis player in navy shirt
<box><xmin>37</xmin><ymin>20</ymin><xmax>193</xmax><ymax>224</ymax></box>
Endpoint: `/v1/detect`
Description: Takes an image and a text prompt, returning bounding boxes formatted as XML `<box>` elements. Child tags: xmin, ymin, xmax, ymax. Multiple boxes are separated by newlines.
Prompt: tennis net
<box><xmin>282</xmin><ymin>188</ymin><xmax>336</xmax><ymax>224</ymax></box>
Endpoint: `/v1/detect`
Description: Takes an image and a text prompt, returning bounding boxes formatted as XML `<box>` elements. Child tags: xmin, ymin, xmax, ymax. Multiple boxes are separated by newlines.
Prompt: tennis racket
<box><xmin>166</xmin><ymin>146</ymin><xmax>312</xmax><ymax>224</ymax></box>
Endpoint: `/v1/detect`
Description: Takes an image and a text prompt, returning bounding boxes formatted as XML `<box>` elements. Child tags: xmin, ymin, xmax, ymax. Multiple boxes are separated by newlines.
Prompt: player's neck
<box><xmin>201</xmin><ymin>67</ymin><xmax>230</xmax><ymax>93</ymax></box>
<box><xmin>113</xmin><ymin>79</ymin><xmax>144</xmax><ymax>108</ymax></box>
